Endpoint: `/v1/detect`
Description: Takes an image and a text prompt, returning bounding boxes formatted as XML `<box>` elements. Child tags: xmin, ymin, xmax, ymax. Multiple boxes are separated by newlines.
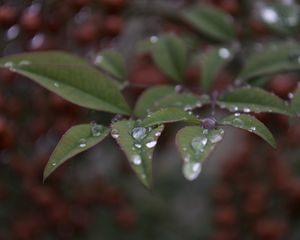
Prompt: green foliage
<box><xmin>220</xmin><ymin>114</ymin><xmax>276</xmax><ymax>148</ymax></box>
<box><xmin>182</xmin><ymin>5</ymin><xmax>235</xmax><ymax>42</ymax></box>
<box><xmin>291</xmin><ymin>88</ymin><xmax>300</xmax><ymax>116</ymax></box>
<box><xmin>201</xmin><ymin>47</ymin><xmax>232</xmax><ymax>92</ymax></box>
<box><xmin>176</xmin><ymin>126</ymin><xmax>223</xmax><ymax>181</ymax></box>
<box><xmin>0</xmin><ymin>51</ymin><xmax>130</xmax><ymax>115</ymax></box>
<box><xmin>151</xmin><ymin>35</ymin><xmax>187</xmax><ymax>82</ymax></box>
<box><xmin>218</xmin><ymin>87</ymin><xmax>291</xmax><ymax>115</ymax></box>
<box><xmin>94</xmin><ymin>50</ymin><xmax>126</xmax><ymax>81</ymax></box>
<box><xmin>111</xmin><ymin>120</ymin><xmax>164</xmax><ymax>188</ymax></box>
<box><xmin>43</xmin><ymin>123</ymin><xmax>109</xmax><ymax>180</ymax></box>
<box><xmin>142</xmin><ymin>108</ymin><xmax>200</xmax><ymax>127</ymax></box>
<box><xmin>239</xmin><ymin>43</ymin><xmax>300</xmax><ymax>81</ymax></box>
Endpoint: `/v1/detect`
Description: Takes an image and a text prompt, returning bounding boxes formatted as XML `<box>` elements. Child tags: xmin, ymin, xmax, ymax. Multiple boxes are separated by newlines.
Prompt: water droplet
<box><xmin>183</xmin><ymin>162</ymin><xmax>202</xmax><ymax>181</ymax></box>
<box><xmin>209</xmin><ymin>129</ymin><xmax>224</xmax><ymax>143</ymax></box>
<box><xmin>191</xmin><ymin>136</ymin><xmax>207</xmax><ymax>152</ymax></box>
<box><xmin>229</xmin><ymin>106</ymin><xmax>238</xmax><ymax>112</ymax></box>
<box><xmin>288</xmin><ymin>92</ymin><xmax>294</xmax><ymax>99</ymax></box>
<box><xmin>30</xmin><ymin>33</ymin><xmax>45</xmax><ymax>49</ymax></box>
<box><xmin>146</xmin><ymin>141</ymin><xmax>157</xmax><ymax>148</ymax></box>
<box><xmin>91</xmin><ymin>122</ymin><xmax>103</xmax><ymax>137</ymax></box>
<box><xmin>249</xmin><ymin>126</ymin><xmax>256</xmax><ymax>132</ymax></box>
<box><xmin>111</xmin><ymin>129</ymin><xmax>119</xmax><ymax>139</ymax></box>
<box><xmin>218</xmin><ymin>48</ymin><xmax>231</xmax><ymax>59</ymax></box>
<box><xmin>261</xmin><ymin>7</ymin><xmax>279</xmax><ymax>24</ymax></box>
<box><xmin>18</xmin><ymin>60</ymin><xmax>31</xmax><ymax>66</ymax></box>
<box><xmin>150</xmin><ymin>36</ymin><xmax>158</xmax><ymax>43</ymax></box>
<box><xmin>131</xmin><ymin>127</ymin><xmax>147</xmax><ymax>140</ymax></box>
<box><xmin>134</xmin><ymin>143</ymin><xmax>142</xmax><ymax>149</ymax></box>
<box><xmin>175</xmin><ymin>84</ymin><xmax>184</xmax><ymax>93</ymax></box>
<box><xmin>243</xmin><ymin>108</ymin><xmax>251</xmax><ymax>113</ymax></box>
<box><xmin>233</xmin><ymin>118</ymin><xmax>244</xmax><ymax>127</ymax></box>
<box><xmin>184</xmin><ymin>105</ymin><xmax>193</xmax><ymax>111</ymax></box>
<box><xmin>131</xmin><ymin>155</ymin><xmax>142</xmax><ymax>165</ymax></box>
<box><xmin>79</xmin><ymin>138</ymin><xmax>87</xmax><ymax>148</ymax></box>
<box><xmin>155</xmin><ymin>131</ymin><xmax>161</xmax><ymax>137</ymax></box>
<box><xmin>234</xmin><ymin>113</ymin><xmax>241</xmax><ymax>117</ymax></box>
<box><xmin>94</xmin><ymin>55</ymin><xmax>103</xmax><ymax>64</ymax></box>
<box><xmin>6</xmin><ymin>25</ymin><xmax>19</xmax><ymax>40</ymax></box>
<box><xmin>52</xmin><ymin>162</ymin><xmax>57</xmax><ymax>166</ymax></box>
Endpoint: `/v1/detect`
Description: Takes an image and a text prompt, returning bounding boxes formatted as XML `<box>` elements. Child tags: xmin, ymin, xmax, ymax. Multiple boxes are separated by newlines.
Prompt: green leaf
<box><xmin>111</xmin><ymin>120</ymin><xmax>164</xmax><ymax>188</ymax></box>
<box><xmin>151</xmin><ymin>35</ymin><xmax>187</xmax><ymax>82</ymax></box>
<box><xmin>239</xmin><ymin>42</ymin><xmax>300</xmax><ymax>81</ymax></box>
<box><xmin>0</xmin><ymin>51</ymin><xmax>130</xmax><ymax>115</ymax></box>
<box><xmin>44</xmin><ymin>123</ymin><xmax>109</xmax><ymax>180</ymax></box>
<box><xmin>94</xmin><ymin>50</ymin><xmax>126</xmax><ymax>81</ymax></box>
<box><xmin>134</xmin><ymin>85</ymin><xmax>210</xmax><ymax>118</ymax></box>
<box><xmin>176</xmin><ymin>126</ymin><xmax>223</xmax><ymax>181</ymax></box>
<box><xmin>201</xmin><ymin>47</ymin><xmax>232</xmax><ymax>92</ymax></box>
<box><xmin>218</xmin><ymin>87</ymin><xmax>291</xmax><ymax>115</ymax></box>
<box><xmin>291</xmin><ymin>88</ymin><xmax>300</xmax><ymax>116</ymax></box>
<box><xmin>259</xmin><ymin>3</ymin><xmax>300</xmax><ymax>35</ymax></box>
<box><xmin>142</xmin><ymin>108</ymin><xmax>200</xmax><ymax>127</ymax></box>
<box><xmin>182</xmin><ymin>5</ymin><xmax>235</xmax><ymax>42</ymax></box>
<box><xmin>134</xmin><ymin>85</ymin><xmax>175</xmax><ymax>117</ymax></box>
<box><xmin>220</xmin><ymin>113</ymin><xmax>276</xmax><ymax>148</ymax></box>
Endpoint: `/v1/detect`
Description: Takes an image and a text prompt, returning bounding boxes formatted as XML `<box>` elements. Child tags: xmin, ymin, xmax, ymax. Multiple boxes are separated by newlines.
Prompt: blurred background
<box><xmin>1</xmin><ymin>0</ymin><xmax>300</xmax><ymax>239</ymax></box>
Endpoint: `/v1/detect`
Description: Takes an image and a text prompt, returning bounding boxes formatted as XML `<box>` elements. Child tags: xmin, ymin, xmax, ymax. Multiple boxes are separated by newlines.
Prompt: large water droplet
<box><xmin>79</xmin><ymin>138</ymin><xmax>87</xmax><ymax>148</ymax></box>
<box><xmin>131</xmin><ymin>127</ymin><xmax>147</xmax><ymax>140</ymax></box>
<box><xmin>131</xmin><ymin>155</ymin><xmax>142</xmax><ymax>165</ymax></box>
<box><xmin>218</xmin><ymin>48</ymin><xmax>231</xmax><ymax>59</ymax></box>
<box><xmin>111</xmin><ymin>129</ymin><xmax>119</xmax><ymax>139</ymax></box>
<box><xmin>209</xmin><ymin>129</ymin><xmax>225</xmax><ymax>143</ymax></box>
<box><xmin>233</xmin><ymin>118</ymin><xmax>244</xmax><ymax>127</ymax></box>
<box><xmin>91</xmin><ymin>122</ymin><xmax>103</xmax><ymax>137</ymax></box>
<box><xmin>146</xmin><ymin>140</ymin><xmax>157</xmax><ymax>148</ymax></box>
<box><xmin>261</xmin><ymin>7</ymin><xmax>279</xmax><ymax>24</ymax></box>
<box><xmin>191</xmin><ymin>136</ymin><xmax>207</xmax><ymax>152</ymax></box>
<box><xmin>183</xmin><ymin>162</ymin><xmax>202</xmax><ymax>181</ymax></box>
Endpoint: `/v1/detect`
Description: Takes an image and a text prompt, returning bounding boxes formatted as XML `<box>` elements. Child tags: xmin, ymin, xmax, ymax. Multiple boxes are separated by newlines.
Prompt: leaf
<box><xmin>142</xmin><ymin>108</ymin><xmax>200</xmax><ymax>127</ymax></box>
<box><xmin>218</xmin><ymin>87</ymin><xmax>291</xmax><ymax>115</ymax></box>
<box><xmin>291</xmin><ymin>88</ymin><xmax>300</xmax><ymax>116</ymax></box>
<box><xmin>44</xmin><ymin>123</ymin><xmax>109</xmax><ymax>180</ymax></box>
<box><xmin>111</xmin><ymin>120</ymin><xmax>164</xmax><ymax>188</ymax></box>
<box><xmin>201</xmin><ymin>47</ymin><xmax>232</xmax><ymax>92</ymax></box>
<box><xmin>176</xmin><ymin>126</ymin><xmax>223</xmax><ymax>181</ymax></box>
<box><xmin>134</xmin><ymin>85</ymin><xmax>175</xmax><ymax>117</ymax></box>
<box><xmin>151</xmin><ymin>35</ymin><xmax>187</xmax><ymax>82</ymax></box>
<box><xmin>259</xmin><ymin>3</ymin><xmax>300</xmax><ymax>35</ymax></box>
<box><xmin>94</xmin><ymin>50</ymin><xmax>126</xmax><ymax>81</ymax></box>
<box><xmin>0</xmin><ymin>51</ymin><xmax>130</xmax><ymax>115</ymax></box>
<box><xmin>220</xmin><ymin>113</ymin><xmax>276</xmax><ymax>148</ymax></box>
<box><xmin>239</xmin><ymin>42</ymin><xmax>300</xmax><ymax>81</ymax></box>
<box><xmin>182</xmin><ymin>5</ymin><xmax>235</xmax><ymax>42</ymax></box>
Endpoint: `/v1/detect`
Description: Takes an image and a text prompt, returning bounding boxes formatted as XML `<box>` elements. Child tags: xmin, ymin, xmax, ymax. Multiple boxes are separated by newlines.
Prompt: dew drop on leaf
<box><xmin>183</xmin><ymin>162</ymin><xmax>202</xmax><ymax>181</ymax></box>
<box><xmin>243</xmin><ymin>108</ymin><xmax>251</xmax><ymax>113</ymax></box>
<box><xmin>232</xmin><ymin>118</ymin><xmax>244</xmax><ymax>127</ymax></box>
<box><xmin>111</xmin><ymin>129</ymin><xmax>119</xmax><ymax>139</ymax></box>
<box><xmin>209</xmin><ymin>129</ymin><xmax>224</xmax><ymax>143</ymax></box>
<box><xmin>250</xmin><ymin>126</ymin><xmax>256</xmax><ymax>132</ymax></box>
<box><xmin>131</xmin><ymin>155</ymin><xmax>142</xmax><ymax>165</ymax></box>
<box><xmin>54</xmin><ymin>82</ymin><xmax>59</xmax><ymax>87</ymax></box>
<box><xmin>150</xmin><ymin>36</ymin><xmax>158</xmax><ymax>43</ymax></box>
<box><xmin>91</xmin><ymin>122</ymin><xmax>103</xmax><ymax>137</ymax></box>
<box><xmin>191</xmin><ymin>136</ymin><xmax>207</xmax><ymax>152</ymax></box>
<box><xmin>79</xmin><ymin>138</ymin><xmax>87</xmax><ymax>148</ymax></box>
<box><xmin>261</xmin><ymin>7</ymin><xmax>279</xmax><ymax>24</ymax></box>
<box><xmin>131</xmin><ymin>127</ymin><xmax>147</xmax><ymax>141</ymax></box>
<box><xmin>145</xmin><ymin>140</ymin><xmax>157</xmax><ymax>148</ymax></box>
<box><xmin>134</xmin><ymin>143</ymin><xmax>142</xmax><ymax>149</ymax></box>
<box><xmin>218</xmin><ymin>48</ymin><xmax>231</xmax><ymax>59</ymax></box>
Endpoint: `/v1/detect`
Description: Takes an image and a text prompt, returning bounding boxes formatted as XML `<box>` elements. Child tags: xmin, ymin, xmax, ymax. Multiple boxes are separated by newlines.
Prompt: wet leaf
<box><xmin>44</xmin><ymin>123</ymin><xmax>109</xmax><ymax>180</ymax></box>
<box><xmin>218</xmin><ymin>87</ymin><xmax>291</xmax><ymax>115</ymax></box>
<box><xmin>220</xmin><ymin>113</ymin><xmax>276</xmax><ymax>148</ymax></box>
<box><xmin>142</xmin><ymin>108</ymin><xmax>200</xmax><ymax>127</ymax></box>
<box><xmin>0</xmin><ymin>51</ymin><xmax>130</xmax><ymax>114</ymax></box>
<box><xmin>291</xmin><ymin>87</ymin><xmax>300</xmax><ymax>116</ymax></box>
<box><xmin>111</xmin><ymin>120</ymin><xmax>164</xmax><ymax>188</ymax></box>
<box><xmin>176</xmin><ymin>126</ymin><xmax>223</xmax><ymax>181</ymax></box>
